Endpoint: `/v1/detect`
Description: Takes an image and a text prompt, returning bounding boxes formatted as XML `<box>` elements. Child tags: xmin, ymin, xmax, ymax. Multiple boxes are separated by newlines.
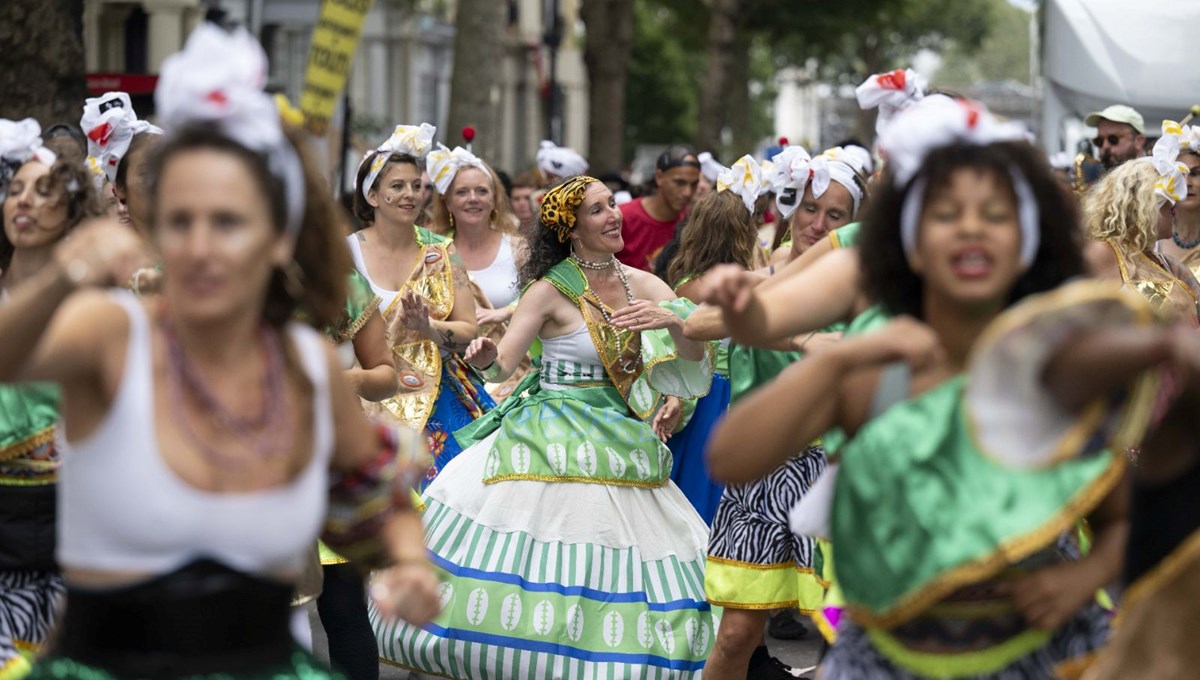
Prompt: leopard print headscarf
<box><xmin>539</xmin><ymin>175</ymin><xmax>599</xmax><ymax>243</ymax></box>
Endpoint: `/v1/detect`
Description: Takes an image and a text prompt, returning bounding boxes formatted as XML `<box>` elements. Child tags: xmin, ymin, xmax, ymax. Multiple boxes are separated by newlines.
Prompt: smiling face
<box><xmin>3</xmin><ymin>161</ymin><xmax>70</xmax><ymax>254</ymax></box>
<box><xmin>155</xmin><ymin>148</ymin><xmax>290</xmax><ymax>324</ymax></box>
<box><xmin>908</xmin><ymin>167</ymin><xmax>1024</xmax><ymax>314</ymax></box>
<box><xmin>1179</xmin><ymin>153</ymin><xmax>1200</xmax><ymax>213</ymax></box>
<box><xmin>570</xmin><ymin>182</ymin><xmax>623</xmax><ymax>257</ymax></box>
<box><xmin>367</xmin><ymin>161</ymin><xmax>422</xmax><ymax>228</ymax></box>
<box><xmin>445</xmin><ymin>167</ymin><xmax>495</xmax><ymax>231</ymax></box>
<box><xmin>790</xmin><ymin>182</ymin><xmax>855</xmax><ymax>254</ymax></box>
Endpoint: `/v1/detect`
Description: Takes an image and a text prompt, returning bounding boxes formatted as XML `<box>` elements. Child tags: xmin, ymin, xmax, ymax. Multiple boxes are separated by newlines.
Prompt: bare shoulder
<box><xmin>623</xmin><ymin>266</ymin><xmax>674</xmax><ymax>301</ymax></box>
<box><xmin>1082</xmin><ymin>240</ymin><xmax>1119</xmax><ymax>279</ymax></box>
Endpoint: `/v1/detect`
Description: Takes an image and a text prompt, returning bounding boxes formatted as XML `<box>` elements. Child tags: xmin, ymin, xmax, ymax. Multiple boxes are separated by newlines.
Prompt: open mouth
<box><xmin>950</xmin><ymin>246</ymin><xmax>994</xmax><ymax>279</ymax></box>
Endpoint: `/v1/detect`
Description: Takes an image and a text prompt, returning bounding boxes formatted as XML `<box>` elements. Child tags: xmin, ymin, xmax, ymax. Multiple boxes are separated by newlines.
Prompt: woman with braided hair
<box><xmin>372</xmin><ymin>175</ymin><xmax>718</xmax><ymax>678</ymax></box>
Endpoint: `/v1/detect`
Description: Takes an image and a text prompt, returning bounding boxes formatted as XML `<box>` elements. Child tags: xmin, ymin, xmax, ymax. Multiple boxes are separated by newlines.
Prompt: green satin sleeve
<box><xmin>330</xmin><ymin>270</ymin><xmax>381</xmax><ymax>343</ymax></box>
<box><xmin>639</xmin><ymin>298</ymin><xmax>714</xmax><ymax>400</ymax></box>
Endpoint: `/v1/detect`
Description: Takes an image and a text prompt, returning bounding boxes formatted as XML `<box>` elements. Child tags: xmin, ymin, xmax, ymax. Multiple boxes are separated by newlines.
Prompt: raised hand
<box><xmin>399</xmin><ymin>290</ymin><xmax>432</xmax><ymax>333</ymax></box>
<box><xmin>692</xmin><ymin>264</ymin><xmax>761</xmax><ymax>312</ymax></box>
<box><xmin>464</xmin><ymin>336</ymin><xmax>498</xmax><ymax>369</ymax></box>
<box><xmin>54</xmin><ymin>217</ymin><xmax>152</xmax><ymax>289</ymax></box>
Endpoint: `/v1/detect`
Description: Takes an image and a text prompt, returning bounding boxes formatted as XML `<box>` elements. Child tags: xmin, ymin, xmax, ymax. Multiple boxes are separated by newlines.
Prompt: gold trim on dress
<box><xmin>846</xmin><ymin>451</ymin><xmax>1126</xmax><ymax>630</ymax></box>
<box><xmin>334</xmin><ymin>298</ymin><xmax>381</xmax><ymax>344</ymax></box>
<box><xmin>0</xmin><ymin>427</ymin><xmax>55</xmax><ymax>464</ymax></box>
<box><xmin>482</xmin><ymin>472</ymin><xmax>667</xmax><ymax>488</ymax></box>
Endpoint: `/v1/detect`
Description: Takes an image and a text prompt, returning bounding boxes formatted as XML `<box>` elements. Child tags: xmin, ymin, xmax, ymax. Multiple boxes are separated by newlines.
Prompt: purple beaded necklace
<box><xmin>160</xmin><ymin>310</ymin><xmax>293</xmax><ymax>466</ymax></box>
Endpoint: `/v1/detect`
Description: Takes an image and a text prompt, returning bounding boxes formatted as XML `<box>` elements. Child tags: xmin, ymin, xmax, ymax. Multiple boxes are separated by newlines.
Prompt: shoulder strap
<box><xmin>868</xmin><ymin>361</ymin><xmax>911</xmax><ymax>419</ymax></box>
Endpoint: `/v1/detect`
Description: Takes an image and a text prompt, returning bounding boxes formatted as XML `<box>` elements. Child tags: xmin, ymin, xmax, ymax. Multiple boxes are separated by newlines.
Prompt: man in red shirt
<box><xmin>617</xmin><ymin>145</ymin><xmax>700</xmax><ymax>270</ymax></box>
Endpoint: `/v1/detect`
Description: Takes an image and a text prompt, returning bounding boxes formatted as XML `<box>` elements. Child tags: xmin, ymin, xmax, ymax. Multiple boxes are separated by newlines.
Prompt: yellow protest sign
<box><xmin>300</xmin><ymin>0</ymin><xmax>375</xmax><ymax>134</ymax></box>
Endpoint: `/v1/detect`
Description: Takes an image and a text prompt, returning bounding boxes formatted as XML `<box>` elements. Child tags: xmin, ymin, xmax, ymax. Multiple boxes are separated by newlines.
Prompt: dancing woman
<box><xmin>350</xmin><ymin>127</ymin><xmax>493</xmax><ymax>485</ymax></box>
<box><xmin>426</xmin><ymin>145</ymin><xmax>531</xmax><ymax>401</ymax></box>
<box><xmin>0</xmin><ymin>25</ymin><xmax>438</xmax><ymax>680</ymax></box>
<box><xmin>1084</xmin><ymin>133</ymin><xmax>1200</xmax><ymax>323</ymax></box>
<box><xmin>1157</xmin><ymin>120</ymin><xmax>1200</xmax><ymax>280</ymax></box>
<box><xmin>373</xmin><ymin>176</ymin><xmax>716</xmax><ymax>678</ymax></box>
<box><xmin>709</xmin><ymin>98</ymin><xmax>1132</xmax><ymax>678</ymax></box>
<box><xmin>0</xmin><ymin>119</ymin><xmax>104</xmax><ymax>680</ymax></box>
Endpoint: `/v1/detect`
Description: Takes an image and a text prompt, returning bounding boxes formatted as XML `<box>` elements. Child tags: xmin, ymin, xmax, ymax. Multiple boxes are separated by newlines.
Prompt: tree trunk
<box><xmin>580</xmin><ymin>0</ymin><xmax>635</xmax><ymax>174</ymax></box>
<box><xmin>446</xmin><ymin>0</ymin><xmax>506</xmax><ymax>162</ymax></box>
<box><xmin>726</xmin><ymin>29</ymin><xmax>752</xmax><ymax>156</ymax></box>
<box><xmin>0</xmin><ymin>0</ymin><xmax>86</xmax><ymax>128</ymax></box>
<box><xmin>695</xmin><ymin>0</ymin><xmax>741</xmax><ymax>153</ymax></box>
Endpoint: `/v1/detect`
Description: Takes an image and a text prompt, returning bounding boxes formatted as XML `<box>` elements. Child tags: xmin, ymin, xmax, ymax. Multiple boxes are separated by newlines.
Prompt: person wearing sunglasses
<box><xmin>1085</xmin><ymin>105</ymin><xmax>1147</xmax><ymax>170</ymax></box>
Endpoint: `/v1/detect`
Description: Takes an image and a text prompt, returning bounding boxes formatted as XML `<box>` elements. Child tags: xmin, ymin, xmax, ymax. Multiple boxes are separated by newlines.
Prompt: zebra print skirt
<box><xmin>1</xmin><ymin>569</ymin><xmax>64</xmax><ymax>669</ymax></box>
<box><xmin>705</xmin><ymin>447</ymin><xmax>827</xmax><ymax>611</ymax></box>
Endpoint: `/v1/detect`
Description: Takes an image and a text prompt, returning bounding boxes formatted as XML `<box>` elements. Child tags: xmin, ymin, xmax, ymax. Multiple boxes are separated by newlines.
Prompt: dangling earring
<box><xmin>448</xmin><ymin>212</ymin><xmax>455</xmax><ymax>229</ymax></box>
<box><xmin>281</xmin><ymin>261</ymin><xmax>305</xmax><ymax>300</ymax></box>
<box><xmin>489</xmin><ymin>208</ymin><xmax>498</xmax><ymax>225</ymax></box>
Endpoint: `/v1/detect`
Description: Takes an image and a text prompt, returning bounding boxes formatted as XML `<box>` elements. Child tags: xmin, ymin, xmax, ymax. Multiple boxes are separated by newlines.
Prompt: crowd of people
<box><xmin>1</xmin><ymin>20</ymin><xmax>1199</xmax><ymax>680</ymax></box>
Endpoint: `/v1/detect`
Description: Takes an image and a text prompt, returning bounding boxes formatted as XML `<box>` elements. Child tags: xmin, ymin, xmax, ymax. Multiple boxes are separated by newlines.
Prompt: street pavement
<box><xmin>306</xmin><ymin>603</ymin><xmax>824</xmax><ymax>679</ymax></box>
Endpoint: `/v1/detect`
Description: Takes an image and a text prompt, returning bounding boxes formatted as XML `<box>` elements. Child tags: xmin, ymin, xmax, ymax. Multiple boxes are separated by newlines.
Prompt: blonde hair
<box><xmin>430</xmin><ymin>160</ymin><xmax>515</xmax><ymax>235</ymax></box>
<box><xmin>1083</xmin><ymin>160</ymin><xmax>1160</xmax><ymax>253</ymax></box>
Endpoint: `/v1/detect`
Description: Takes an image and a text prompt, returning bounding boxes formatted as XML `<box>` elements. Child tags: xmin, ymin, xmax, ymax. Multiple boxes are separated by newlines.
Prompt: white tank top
<box><xmin>538</xmin><ymin>324</ymin><xmax>605</xmax><ymax>391</ymax></box>
<box><xmin>468</xmin><ymin>234</ymin><xmax>519</xmax><ymax>309</ymax></box>
<box><xmin>57</xmin><ymin>291</ymin><xmax>334</xmax><ymax>578</ymax></box>
<box><xmin>345</xmin><ymin>234</ymin><xmax>398</xmax><ymax>313</ymax></box>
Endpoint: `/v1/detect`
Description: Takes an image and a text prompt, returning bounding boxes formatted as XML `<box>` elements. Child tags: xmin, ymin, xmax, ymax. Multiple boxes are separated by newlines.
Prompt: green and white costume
<box><xmin>371</xmin><ymin>259</ymin><xmax>716</xmax><ymax>678</ymax></box>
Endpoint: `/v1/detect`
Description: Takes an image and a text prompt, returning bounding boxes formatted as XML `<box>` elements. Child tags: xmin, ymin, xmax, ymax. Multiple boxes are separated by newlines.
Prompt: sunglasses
<box><xmin>1092</xmin><ymin>133</ymin><xmax>1132</xmax><ymax>148</ymax></box>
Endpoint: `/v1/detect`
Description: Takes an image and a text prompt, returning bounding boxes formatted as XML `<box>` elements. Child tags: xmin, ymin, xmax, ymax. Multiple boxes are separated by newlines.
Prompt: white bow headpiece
<box><xmin>80</xmin><ymin>91</ymin><xmax>163</xmax><ymax>184</ymax></box>
<box><xmin>697</xmin><ymin>151</ymin><xmax>725</xmax><ymax>183</ymax></box>
<box><xmin>536</xmin><ymin>140</ymin><xmax>588</xmax><ymax>178</ymax></box>
<box><xmin>856</xmin><ymin>68</ymin><xmax>928</xmax><ymax>136</ymax></box>
<box><xmin>770</xmin><ymin>146</ymin><xmax>863</xmax><ymax>218</ymax></box>
<box><xmin>360</xmin><ymin>123</ymin><xmax>436</xmax><ymax>200</ymax></box>
<box><xmin>1142</xmin><ymin>133</ymin><xmax>1189</xmax><ymax>205</ymax></box>
<box><xmin>0</xmin><ymin>118</ymin><xmax>57</xmax><ymax>200</ymax></box>
<box><xmin>426</xmin><ymin>143</ymin><xmax>491</xmax><ymax>195</ymax></box>
<box><xmin>716</xmin><ymin>154</ymin><xmax>767</xmax><ymax>214</ymax></box>
<box><xmin>156</xmin><ymin>24</ymin><xmax>305</xmax><ymax>236</ymax></box>
<box><xmin>1161</xmin><ymin>119</ymin><xmax>1200</xmax><ymax>154</ymax></box>
<box><xmin>883</xmin><ymin>97</ymin><xmax>1039</xmax><ymax>268</ymax></box>
<box><xmin>768</xmin><ymin>146</ymin><xmax>812</xmax><ymax>219</ymax></box>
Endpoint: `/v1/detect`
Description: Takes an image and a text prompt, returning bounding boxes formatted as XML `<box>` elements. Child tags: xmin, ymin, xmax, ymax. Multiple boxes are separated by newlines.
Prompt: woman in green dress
<box><xmin>707</xmin><ymin>97</ymin><xmax>1132</xmax><ymax>679</ymax></box>
<box><xmin>372</xmin><ymin>175</ymin><xmax>717</xmax><ymax>678</ymax></box>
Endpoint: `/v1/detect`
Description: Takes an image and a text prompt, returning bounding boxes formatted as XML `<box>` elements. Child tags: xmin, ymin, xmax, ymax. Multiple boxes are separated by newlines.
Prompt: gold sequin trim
<box><xmin>483</xmin><ymin>472</ymin><xmax>667</xmax><ymax>488</ymax></box>
<box><xmin>0</xmin><ymin>427</ymin><xmax>55</xmax><ymax>464</ymax></box>
<box><xmin>846</xmin><ymin>450</ymin><xmax>1126</xmax><ymax>630</ymax></box>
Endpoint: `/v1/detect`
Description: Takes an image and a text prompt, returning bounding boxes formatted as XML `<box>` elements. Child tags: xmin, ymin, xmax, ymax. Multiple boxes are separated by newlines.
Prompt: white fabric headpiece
<box><xmin>1141</xmin><ymin>133</ymin><xmax>1189</xmax><ymax>205</ymax></box>
<box><xmin>772</xmin><ymin>146</ymin><xmax>863</xmax><ymax>218</ymax></box>
<box><xmin>768</xmin><ymin>145</ymin><xmax>812</xmax><ymax>219</ymax></box>
<box><xmin>1161</xmin><ymin>119</ymin><xmax>1200</xmax><ymax>154</ymax></box>
<box><xmin>855</xmin><ymin>68</ymin><xmax>928</xmax><ymax>136</ymax></box>
<box><xmin>842</xmin><ymin>144</ymin><xmax>874</xmax><ymax>174</ymax></box>
<box><xmin>536</xmin><ymin>140</ymin><xmax>588</xmax><ymax>178</ymax></box>
<box><xmin>884</xmin><ymin>97</ymin><xmax>1039</xmax><ymax>268</ymax></box>
<box><xmin>156</xmin><ymin>24</ymin><xmax>306</xmax><ymax>237</ymax></box>
<box><xmin>426</xmin><ymin>143</ymin><xmax>491</xmax><ymax>195</ymax></box>
<box><xmin>716</xmin><ymin>154</ymin><xmax>767</xmax><ymax>214</ymax></box>
<box><xmin>80</xmin><ymin>91</ymin><xmax>163</xmax><ymax>184</ymax></box>
<box><xmin>0</xmin><ymin>118</ymin><xmax>57</xmax><ymax>200</ymax></box>
<box><xmin>360</xmin><ymin>123</ymin><xmax>436</xmax><ymax>200</ymax></box>
<box><xmin>697</xmin><ymin>151</ymin><xmax>725</xmax><ymax>183</ymax></box>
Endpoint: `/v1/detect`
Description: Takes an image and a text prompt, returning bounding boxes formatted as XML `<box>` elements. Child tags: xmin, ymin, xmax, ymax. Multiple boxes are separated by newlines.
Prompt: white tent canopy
<box><xmin>1041</xmin><ymin>0</ymin><xmax>1200</xmax><ymax>152</ymax></box>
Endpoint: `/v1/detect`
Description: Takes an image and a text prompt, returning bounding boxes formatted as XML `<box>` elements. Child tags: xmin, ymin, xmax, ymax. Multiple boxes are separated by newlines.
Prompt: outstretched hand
<box><xmin>610</xmin><ymin>299</ymin><xmax>680</xmax><ymax>332</ymax></box>
<box><xmin>54</xmin><ymin>217</ymin><xmax>152</xmax><ymax>289</ymax></box>
<box><xmin>692</xmin><ymin>264</ymin><xmax>761</xmax><ymax>313</ymax></box>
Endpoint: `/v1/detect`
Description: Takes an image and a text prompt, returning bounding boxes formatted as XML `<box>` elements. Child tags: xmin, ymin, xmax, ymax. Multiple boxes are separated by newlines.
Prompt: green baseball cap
<box><xmin>1084</xmin><ymin>105</ymin><xmax>1145</xmax><ymax>134</ymax></box>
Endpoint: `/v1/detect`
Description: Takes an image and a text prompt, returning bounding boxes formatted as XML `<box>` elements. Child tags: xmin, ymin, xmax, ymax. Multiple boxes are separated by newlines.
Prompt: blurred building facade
<box><xmin>81</xmin><ymin>0</ymin><xmax>588</xmax><ymax>177</ymax></box>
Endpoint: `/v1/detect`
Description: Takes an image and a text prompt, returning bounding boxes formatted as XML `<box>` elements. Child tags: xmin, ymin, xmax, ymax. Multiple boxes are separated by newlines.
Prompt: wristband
<box><xmin>478</xmin><ymin>361</ymin><xmax>503</xmax><ymax>382</ymax></box>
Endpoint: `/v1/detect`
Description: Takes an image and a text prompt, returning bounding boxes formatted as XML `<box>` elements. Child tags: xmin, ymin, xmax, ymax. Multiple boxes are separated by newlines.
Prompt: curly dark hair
<box><xmin>1</xmin><ymin>155</ymin><xmax>106</xmax><ymax>271</ymax></box>
<box><xmin>146</xmin><ymin>122</ymin><xmax>349</xmax><ymax>330</ymax></box>
<box><xmin>859</xmin><ymin>141</ymin><xmax>1084</xmax><ymax>319</ymax></box>
<box><xmin>518</xmin><ymin>176</ymin><xmax>594</xmax><ymax>287</ymax></box>
<box><xmin>351</xmin><ymin>150</ymin><xmax>421</xmax><ymax>227</ymax></box>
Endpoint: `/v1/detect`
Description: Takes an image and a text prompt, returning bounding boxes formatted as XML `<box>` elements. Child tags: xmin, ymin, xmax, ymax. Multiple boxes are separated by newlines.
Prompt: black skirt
<box><xmin>29</xmin><ymin>558</ymin><xmax>342</xmax><ymax>680</ymax></box>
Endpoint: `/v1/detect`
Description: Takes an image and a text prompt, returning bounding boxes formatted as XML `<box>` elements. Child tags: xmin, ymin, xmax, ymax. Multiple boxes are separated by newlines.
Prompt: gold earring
<box><xmin>448</xmin><ymin>212</ymin><xmax>455</xmax><ymax>229</ymax></box>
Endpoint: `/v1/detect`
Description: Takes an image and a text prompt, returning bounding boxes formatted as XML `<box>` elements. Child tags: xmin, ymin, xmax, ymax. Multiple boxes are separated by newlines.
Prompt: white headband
<box><xmin>716</xmin><ymin>154</ymin><xmax>768</xmax><ymax>214</ymax></box>
<box><xmin>887</xmin><ymin>98</ymin><xmax>1039</xmax><ymax>268</ymax></box>
<box><xmin>0</xmin><ymin>118</ymin><xmax>57</xmax><ymax>200</ymax></box>
<box><xmin>426</xmin><ymin>143</ymin><xmax>491</xmax><ymax>195</ymax></box>
<box><xmin>769</xmin><ymin>145</ymin><xmax>862</xmax><ymax>219</ymax></box>
<box><xmin>536</xmin><ymin>140</ymin><xmax>588</xmax><ymax>178</ymax></box>
<box><xmin>1141</xmin><ymin>131</ymin><xmax>1189</xmax><ymax>205</ymax></box>
<box><xmin>855</xmin><ymin>68</ymin><xmax>928</xmax><ymax>137</ymax></box>
<box><xmin>360</xmin><ymin>123</ymin><xmax>436</xmax><ymax>200</ymax></box>
<box><xmin>156</xmin><ymin>24</ymin><xmax>306</xmax><ymax>237</ymax></box>
<box><xmin>80</xmin><ymin>91</ymin><xmax>163</xmax><ymax>184</ymax></box>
